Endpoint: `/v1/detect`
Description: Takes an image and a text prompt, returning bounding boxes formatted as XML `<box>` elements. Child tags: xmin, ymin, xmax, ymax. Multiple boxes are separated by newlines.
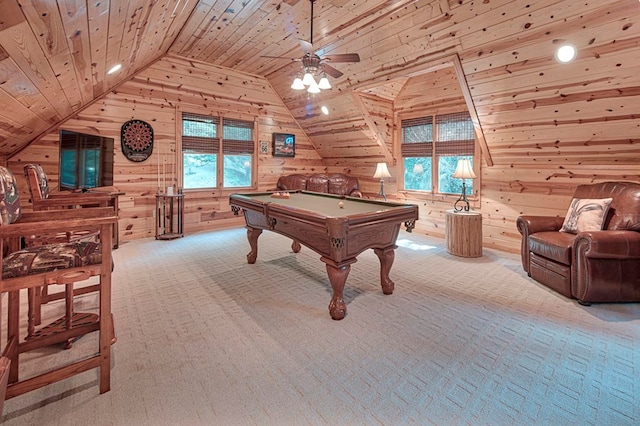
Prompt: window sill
<box><xmin>181</xmin><ymin>187</ymin><xmax>256</xmax><ymax>196</ymax></box>
<box><xmin>399</xmin><ymin>190</ymin><xmax>478</xmax><ymax>203</ymax></box>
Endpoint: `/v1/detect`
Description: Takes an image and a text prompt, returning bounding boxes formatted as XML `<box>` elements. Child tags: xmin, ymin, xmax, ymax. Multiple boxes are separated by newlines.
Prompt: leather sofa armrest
<box><xmin>516</xmin><ymin>215</ymin><xmax>564</xmax><ymax>235</ymax></box>
<box><xmin>574</xmin><ymin>230</ymin><xmax>640</xmax><ymax>259</ymax></box>
<box><xmin>572</xmin><ymin>230</ymin><xmax>640</xmax><ymax>302</ymax></box>
<box><xmin>516</xmin><ymin>215</ymin><xmax>565</xmax><ymax>274</ymax></box>
<box><xmin>349</xmin><ymin>190</ymin><xmax>363</xmax><ymax>198</ymax></box>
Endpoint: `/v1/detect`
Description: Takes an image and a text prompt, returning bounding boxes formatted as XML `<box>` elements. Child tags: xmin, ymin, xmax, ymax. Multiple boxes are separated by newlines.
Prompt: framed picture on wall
<box><xmin>272</xmin><ymin>133</ymin><xmax>295</xmax><ymax>157</ymax></box>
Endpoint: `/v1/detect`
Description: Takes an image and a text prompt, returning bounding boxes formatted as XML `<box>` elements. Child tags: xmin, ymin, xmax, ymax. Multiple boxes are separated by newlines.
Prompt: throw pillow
<box><xmin>560</xmin><ymin>197</ymin><xmax>613</xmax><ymax>234</ymax></box>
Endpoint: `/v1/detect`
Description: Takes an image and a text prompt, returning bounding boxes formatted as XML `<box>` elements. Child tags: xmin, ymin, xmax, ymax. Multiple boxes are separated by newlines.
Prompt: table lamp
<box><xmin>452</xmin><ymin>158</ymin><xmax>476</xmax><ymax>212</ymax></box>
<box><xmin>373</xmin><ymin>163</ymin><xmax>392</xmax><ymax>200</ymax></box>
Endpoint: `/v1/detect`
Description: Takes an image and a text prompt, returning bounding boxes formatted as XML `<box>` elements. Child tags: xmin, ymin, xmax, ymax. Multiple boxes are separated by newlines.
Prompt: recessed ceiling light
<box><xmin>321</xmin><ymin>105</ymin><xmax>329</xmax><ymax>115</ymax></box>
<box><xmin>107</xmin><ymin>64</ymin><xmax>122</xmax><ymax>75</ymax></box>
<box><xmin>555</xmin><ymin>44</ymin><xmax>577</xmax><ymax>63</ymax></box>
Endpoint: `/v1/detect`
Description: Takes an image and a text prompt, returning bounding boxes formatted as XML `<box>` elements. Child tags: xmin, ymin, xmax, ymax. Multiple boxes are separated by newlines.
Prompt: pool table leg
<box><xmin>325</xmin><ymin>262</ymin><xmax>350</xmax><ymax>320</ymax></box>
<box><xmin>374</xmin><ymin>246</ymin><xmax>396</xmax><ymax>295</ymax></box>
<box><xmin>246</xmin><ymin>227</ymin><xmax>262</xmax><ymax>264</ymax></box>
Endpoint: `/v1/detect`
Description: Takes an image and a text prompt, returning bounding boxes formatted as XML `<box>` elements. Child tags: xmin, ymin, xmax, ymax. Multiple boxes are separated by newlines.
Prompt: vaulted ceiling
<box><xmin>1</xmin><ymin>0</ymin><xmax>639</xmax><ymax>165</ymax></box>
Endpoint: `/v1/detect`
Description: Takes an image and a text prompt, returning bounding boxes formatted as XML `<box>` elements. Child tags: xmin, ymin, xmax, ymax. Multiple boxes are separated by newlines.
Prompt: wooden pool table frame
<box><xmin>230</xmin><ymin>191</ymin><xmax>418</xmax><ymax>320</ymax></box>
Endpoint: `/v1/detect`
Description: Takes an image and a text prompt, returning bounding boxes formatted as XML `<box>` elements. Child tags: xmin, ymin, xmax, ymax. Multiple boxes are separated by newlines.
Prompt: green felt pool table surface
<box><xmin>244</xmin><ymin>191</ymin><xmax>405</xmax><ymax>217</ymax></box>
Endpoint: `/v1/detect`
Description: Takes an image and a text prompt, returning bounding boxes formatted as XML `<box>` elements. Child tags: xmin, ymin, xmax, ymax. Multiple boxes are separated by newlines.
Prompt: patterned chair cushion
<box><xmin>2</xmin><ymin>241</ymin><xmax>102</xmax><ymax>279</ymax></box>
<box><xmin>0</xmin><ymin>167</ymin><xmax>22</xmax><ymax>225</ymax></box>
<box><xmin>24</xmin><ymin>164</ymin><xmax>50</xmax><ymax>200</ymax></box>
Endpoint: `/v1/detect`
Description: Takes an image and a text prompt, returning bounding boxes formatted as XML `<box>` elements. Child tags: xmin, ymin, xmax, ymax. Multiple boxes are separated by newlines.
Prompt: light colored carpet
<box><xmin>1</xmin><ymin>228</ymin><xmax>639</xmax><ymax>425</ymax></box>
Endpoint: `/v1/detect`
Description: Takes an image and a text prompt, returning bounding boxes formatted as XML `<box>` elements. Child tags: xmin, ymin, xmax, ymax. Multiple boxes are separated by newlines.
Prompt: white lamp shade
<box><xmin>373</xmin><ymin>163</ymin><xmax>391</xmax><ymax>179</ymax></box>
<box><xmin>291</xmin><ymin>77</ymin><xmax>305</xmax><ymax>90</ymax></box>
<box><xmin>318</xmin><ymin>76</ymin><xmax>331</xmax><ymax>89</ymax></box>
<box><xmin>302</xmin><ymin>72</ymin><xmax>316</xmax><ymax>86</ymax></box>
<box><xmin>307</xmin><ymin>80</ymin><xmax>321</xmax><ymax>93</ymax></box>
<box><xmin>452</xmin><ymin>159</ymin><xmax>477</xmax><ymax>179</ymax></box>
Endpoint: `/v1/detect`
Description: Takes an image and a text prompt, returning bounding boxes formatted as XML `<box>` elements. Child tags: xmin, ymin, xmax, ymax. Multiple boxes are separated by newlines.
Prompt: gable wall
<box><xmin>9</xmin><ymin>55</ymin><xmax>325</xmax><ymax>242</ymax></box>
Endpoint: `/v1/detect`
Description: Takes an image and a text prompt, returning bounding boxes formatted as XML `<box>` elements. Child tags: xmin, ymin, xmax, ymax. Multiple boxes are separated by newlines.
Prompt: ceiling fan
<box><xmin>263</xmin><ymin>0</ymin><xmax>360</xmax><ymax>92</ymax></box>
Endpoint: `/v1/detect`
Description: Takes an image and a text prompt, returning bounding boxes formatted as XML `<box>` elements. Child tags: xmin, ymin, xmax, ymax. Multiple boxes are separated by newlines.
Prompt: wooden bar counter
<box><xmin>445</xmin><ymin>209</ymin><xmax>482</xmax><ymax>258</ymax></box>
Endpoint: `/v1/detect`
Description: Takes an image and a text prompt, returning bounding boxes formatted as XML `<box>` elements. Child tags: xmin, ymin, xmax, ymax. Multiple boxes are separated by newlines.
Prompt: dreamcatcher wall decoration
<box><xmin>121</xmin><ymin>119</ymin><xmax>154</xmax><ymax>162</ymax></box>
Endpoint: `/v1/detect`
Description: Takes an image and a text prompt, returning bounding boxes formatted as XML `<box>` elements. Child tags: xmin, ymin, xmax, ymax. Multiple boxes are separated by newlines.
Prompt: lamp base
<box><xmin>375</xmin><ymin>179</ymin><xmax>387</xmax><ymax>201</ymax></box>
<box><xmin>453</xmin><ymin>182</ymin><xmax>471</xmax><ymax>212</ymax></box>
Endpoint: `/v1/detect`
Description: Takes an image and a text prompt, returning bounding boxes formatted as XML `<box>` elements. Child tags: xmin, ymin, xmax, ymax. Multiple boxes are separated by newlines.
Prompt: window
<box><xmin>222</xmin><ymin>118</ymin><xmax>254</xmax><ymax>188</ymax></box>
<box><xmin>182</xmin><ymin>112</ymin><xmax>255</xmax><ymax>190</ymax></box>
<box><xmin>401</xmin><ymin>111</ymin><xmax>475</xmax><ymax>195</ymax></box>
<box><xmin>401</xmin><ymin>116</ymin><xmax>433</xmax><ymax>191</ymax></box>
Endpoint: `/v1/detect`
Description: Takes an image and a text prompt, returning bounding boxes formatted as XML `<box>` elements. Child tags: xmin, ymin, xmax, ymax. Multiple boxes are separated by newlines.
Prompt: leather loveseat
<box><xmin>276</xmin><ymin>173</ymin><xmax>363</xmax><ymax>198</ymax></box>
<box><xmin>517</xmin><ymin>181</ymin><xmax>640</xmax><ymax>304</ymax></box>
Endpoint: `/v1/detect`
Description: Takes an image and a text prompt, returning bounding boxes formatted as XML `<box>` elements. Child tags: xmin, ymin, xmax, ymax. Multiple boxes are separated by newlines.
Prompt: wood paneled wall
<box><xmin>269</xmin><ymin>0</ymin><xmax>640</xmax><ymax>254</ymax></box>
<box><xmin>9</xmin><ymin>55</ymin><xmax>325</xmax><ymax>242</ymax></box>
<box><xmin>9</xmin><ymin>39</ymin><xmax>640</xmax><ymax>253</ymax></box>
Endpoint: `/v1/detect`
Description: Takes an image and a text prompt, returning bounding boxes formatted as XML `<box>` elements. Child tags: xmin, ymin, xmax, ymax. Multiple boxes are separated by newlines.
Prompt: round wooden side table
<box><xmin>445</xmin><ymin>209</ymin><xmax>482</xmax><ymax>258</ymax></box>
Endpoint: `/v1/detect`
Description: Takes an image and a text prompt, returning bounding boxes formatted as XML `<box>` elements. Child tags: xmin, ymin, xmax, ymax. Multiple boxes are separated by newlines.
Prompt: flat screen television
<box><xmin>59</xmin><ymin>129</ymin><xmax>115</xmax><ymax>191</ymax></box>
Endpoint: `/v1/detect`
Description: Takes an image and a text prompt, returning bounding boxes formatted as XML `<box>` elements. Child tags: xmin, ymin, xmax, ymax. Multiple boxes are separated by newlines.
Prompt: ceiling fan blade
<box><xmin>323</xmin><ymin>64</ymin><xmax>343</xmax><ymax>78</ymax></box>
<box><xmin>323</xmin><ymin>53</ymin><xmax>360</xmax><ymax>63</ymax></box>
<box><xmin>260</xmin><ymin>55</ymin><xmax>300</xmax><ymax>61</ymax></box>
<box><xmin>299</xmin><ymin>39</ymin><xmax>313</xmax><ymax>54</ymax></box>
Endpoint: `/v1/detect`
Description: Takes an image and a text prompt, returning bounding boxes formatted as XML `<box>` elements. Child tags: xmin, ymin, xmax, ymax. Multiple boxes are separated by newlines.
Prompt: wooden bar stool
<box><xmin>0</xmin><ymin>166</ymin><xmax>116</xmax><ymax>400</ymax></box>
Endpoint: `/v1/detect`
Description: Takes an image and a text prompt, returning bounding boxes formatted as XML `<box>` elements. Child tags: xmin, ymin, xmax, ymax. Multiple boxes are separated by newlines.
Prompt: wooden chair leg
<box><xmin>36</xmin><ymin>285</ymin><xmax>46</xmax><ymax>323</ymax></box>
<box><xmin>64</xmin><ymin>284</ymin><xmax>74</xmax><ymax>349</ymax></box>
<box><xmin>0</xmin><ymin>357</ymin><xmax>10</xmax><ymax>415</ymax></box>
<box><xmin>27</xmin><ymin>288</ymin><xmax>37</xmax><ymax>339</ymax></box>
<box><xmin>6</xmin><ymin>291</ymin><xmax>20</xmax><ymax>385</ymax></box>
<box><xmin>28</xmin><ymin>281</ymin><xmax>105</xmax><ymax>349</ymax></box>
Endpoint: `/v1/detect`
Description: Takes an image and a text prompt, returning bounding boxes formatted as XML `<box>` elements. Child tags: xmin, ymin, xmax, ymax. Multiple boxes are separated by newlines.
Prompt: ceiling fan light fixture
<box><xmin>271</xmin><ymin>0</ymin><xmax>359</xmax><ymax>94</ymax></box>
<box><xmin>302</xmin><ymin>72</ymin><xmax>316</xmax><ymax>86</ymax></box>
<box><xmin>291</xmin><ymin>76</ymin><xmax>305</xmax><ymax>90</ymax></box>
<box><xmin>318</xmin><ymin>75</ymin><xmax>331</xmax><ymax>90</ymax></box>
<box><xmin>307</xmin><ymin>80</ymin><xmax>321</xmax><ymax>93</ymax></box>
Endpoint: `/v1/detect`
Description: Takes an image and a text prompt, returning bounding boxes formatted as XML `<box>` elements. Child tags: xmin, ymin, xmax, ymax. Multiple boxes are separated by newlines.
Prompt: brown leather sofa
<box><xmin>276</xmin><ymin>173</ymin><xmax>363</xmax><ymax>198</ymax></box>
<box><xmin>517</xmin><ymin>181</ymin><xmax>640</xmax><ymax>304</ymax></box>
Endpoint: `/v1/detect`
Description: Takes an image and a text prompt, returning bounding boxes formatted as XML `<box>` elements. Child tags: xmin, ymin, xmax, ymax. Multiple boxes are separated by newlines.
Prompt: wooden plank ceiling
<box><xmin>1</xmin><ymin>0</ymin><xmax>639</xmax><ymax>165</ymax></box>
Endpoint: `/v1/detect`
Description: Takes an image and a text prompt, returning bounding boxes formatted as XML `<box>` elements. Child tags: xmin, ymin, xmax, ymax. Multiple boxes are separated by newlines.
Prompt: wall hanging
<box><xmin>121</xmin><ymin>119</ymin><xmax>154</xmax><ymax>162</ymax></box>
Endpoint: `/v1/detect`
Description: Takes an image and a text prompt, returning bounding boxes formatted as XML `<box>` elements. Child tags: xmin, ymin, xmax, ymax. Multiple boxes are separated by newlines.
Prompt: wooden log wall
<box><xmin>260</xmin><ymin>0</ymin><xmax>640</xmax><ymax>255</ymax></box>
<box><xmin>327</xmin><ymin>65</ymin><xmax>477</xmax><ymax>245</ymax></box>
<box><xmin>459</xmin><ymin>0</ymin><xmax>640</xmax><ymax>253</ymax></box>
<box><xmin>324</xmin><ymin>1</ymin><xmax>640</xmax><ymax>254</ymax></box>
<box><xmin>9</xmin><ymin>55</ymin><xmax>324</xmax><ymax>242</ymax></box>
<box><xmin>392</xmin><ymin>66</ymin><xmax>476</xmax><ymax>243</ymax></box>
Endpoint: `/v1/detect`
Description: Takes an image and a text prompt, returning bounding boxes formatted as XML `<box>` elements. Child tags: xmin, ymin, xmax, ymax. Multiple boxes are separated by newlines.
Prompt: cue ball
<box><xmin>338</xmin><ymin>201</ymin><xmax>345</xmax><ymax>208</ymax></box>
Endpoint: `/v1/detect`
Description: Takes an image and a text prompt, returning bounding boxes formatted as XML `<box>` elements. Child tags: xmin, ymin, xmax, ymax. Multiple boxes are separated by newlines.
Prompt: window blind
<box><xmin>222</xmin><ymin>118</ymin><xmax>254</xmax><ymax>154</ymax></box>
<box><xmin>435</xmin><ymin>112</ymin><xmax>475</xmax><ymax>156</ymax></box>
<box><xmin>182</xmin><ymin>112</ymin><xmax>219</xmax><ymax>153</ymax></box>
<box><xmin>401</xmin><ymin>116</ymin><xmax>433</xmax><ymax>157</ymax></box>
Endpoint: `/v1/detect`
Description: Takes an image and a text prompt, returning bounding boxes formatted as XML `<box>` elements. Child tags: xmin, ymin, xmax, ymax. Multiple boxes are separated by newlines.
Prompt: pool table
<box><xmin>230</xmin><ymin>191</ymin><xmax>418</xmax><ymax>320</ymax></box>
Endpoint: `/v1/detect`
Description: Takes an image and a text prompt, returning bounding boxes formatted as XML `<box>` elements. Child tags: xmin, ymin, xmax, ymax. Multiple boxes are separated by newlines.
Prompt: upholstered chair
<box><xmin>517</xmin><ymin>181</ymin><xmax>640</xmax><ymax>304</ymax></box>
<box><xmin>0</xmin><ymin>166</ymin><xmax>116</xmax><ymax>399</ymax></box>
